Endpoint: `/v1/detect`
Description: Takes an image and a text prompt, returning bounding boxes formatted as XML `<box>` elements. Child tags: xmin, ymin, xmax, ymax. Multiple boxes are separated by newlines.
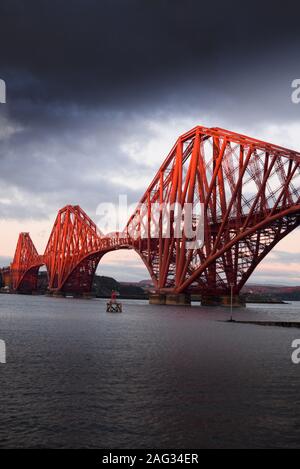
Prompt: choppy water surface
<box><xmin>0</xmin><ymin>295</ymin><xmax>300</xmax><ymax>448</ymax></box>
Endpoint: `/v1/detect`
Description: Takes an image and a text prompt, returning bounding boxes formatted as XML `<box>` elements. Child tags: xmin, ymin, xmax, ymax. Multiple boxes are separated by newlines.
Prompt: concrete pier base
<box><xmin>201</xmin><ymin>295</ymin><xmax>245</xmax><ymax>307</ymax></box>
<box><xmin>49</xmin><ymin>291</ymin><xmax>65</xmax><ymax>298</ymax></box>
<box><xmin>165</xmin><ymin>293</ymin><xmax>191</xmax><ymax>306</ymax></box>
<box><xmin>149</xmin><ymin>293</ymin><xmax>191</xmax><ymax>306</ymax></box>
<box><xmin>48</xmin><ymin>291</ymin><xmax>95</xmax><ymax>299</ymax></box>
<box><xmin>76</xmin><ymin>292</ymin><xmax>95</xmax><ymax>299</ymax></box>
<box><xmin>149</xmin><ymin>293</ymin><xmax>166</xmax><ymax>305</ymax></box>
<box><xmin>16</xmin><ymin>291</ymin><xmax>34</xmax><ymax>296</ymax></box>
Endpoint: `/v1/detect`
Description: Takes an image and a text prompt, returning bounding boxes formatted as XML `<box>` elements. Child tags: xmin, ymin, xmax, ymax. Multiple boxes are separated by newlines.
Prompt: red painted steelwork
<box><xmin>4</xmin><ymin>126</ymin><xmax>300</xmax><ymax>297</ymax></box>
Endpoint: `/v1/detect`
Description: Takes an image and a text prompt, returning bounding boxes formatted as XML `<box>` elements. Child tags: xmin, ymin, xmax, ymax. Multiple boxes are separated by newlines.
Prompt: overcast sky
<box><xmin>1</xmin><ymin>0</ymin><xmax>300</xmax><ymax>283</ymax></box>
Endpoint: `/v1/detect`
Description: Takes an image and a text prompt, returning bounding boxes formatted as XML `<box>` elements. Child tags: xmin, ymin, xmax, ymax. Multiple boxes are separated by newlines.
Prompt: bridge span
<box><xmin>1</xmin><ymin>125</ymin><xmax>300</xmax><ymax>306</ymax></box>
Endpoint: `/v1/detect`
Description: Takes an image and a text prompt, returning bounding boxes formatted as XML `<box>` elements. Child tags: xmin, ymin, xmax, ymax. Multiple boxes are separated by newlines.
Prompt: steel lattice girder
<box><xmin>10</xmin><ymin>233</ymin><xmax>43</xmax><ymax>291</ymax></box>
<box><xmin>7</xmin><ymin>126</ymin><xmax>300</xmax><ymax>296</ymax></box>
<box><xmin>127</xmin><ymin>126</ymin><xmax>300</xmax><ymax>295</ymax></box>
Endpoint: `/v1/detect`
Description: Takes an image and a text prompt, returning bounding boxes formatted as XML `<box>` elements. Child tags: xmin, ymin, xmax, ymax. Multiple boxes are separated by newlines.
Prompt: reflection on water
<box><xmin>0</xmin><ymin>295</ymin><xmax>300</xmax><ymax>448</ymax></box>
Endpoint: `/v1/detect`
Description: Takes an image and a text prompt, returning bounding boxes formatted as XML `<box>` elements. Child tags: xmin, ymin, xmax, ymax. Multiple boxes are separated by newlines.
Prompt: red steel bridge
<box><xmin>1</xmin><ymin>126</ymin><xmax>300</xmax><ymax>306</ymax></box>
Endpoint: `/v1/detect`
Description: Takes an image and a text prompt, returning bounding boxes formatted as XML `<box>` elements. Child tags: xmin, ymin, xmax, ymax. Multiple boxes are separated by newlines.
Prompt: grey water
<box><xmin>0</xmin><ymin>295</ymin><xmax>300</xmax><ymax>449</ymax></box>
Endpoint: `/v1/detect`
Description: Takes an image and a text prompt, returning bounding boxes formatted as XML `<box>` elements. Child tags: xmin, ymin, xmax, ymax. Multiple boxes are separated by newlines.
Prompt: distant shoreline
<box><xmin>245</xmin><ymin>298</ymin><xmax>289</xmax><ymax>305</ymax></box>
<box><xmin>0</xmin><ymin>290</ymin><xmax>292</xmax><ymax>305</ymax></box>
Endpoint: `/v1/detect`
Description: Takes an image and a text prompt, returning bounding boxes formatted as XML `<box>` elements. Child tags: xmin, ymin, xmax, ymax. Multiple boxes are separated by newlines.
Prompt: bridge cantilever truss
<box><xmin>2</xmin><ymin>126</ymin><xmax>300</xmax><ymax>304</ymax></box>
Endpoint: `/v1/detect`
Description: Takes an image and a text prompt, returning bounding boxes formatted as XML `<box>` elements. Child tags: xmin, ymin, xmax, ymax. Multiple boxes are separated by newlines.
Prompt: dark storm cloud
<box><xmin>0</xmin><ymin>105</ymin><xmax>152</xmax><ymax>219</ymax></box>
<box><xmin>1</xmin><ymin>0</ymin><xmax>300</xmax><ymax>224</ymax></box>
<box><xmin>1</xmin><ymin>0</ymin><xmax>300</xmax><ymax>108</ymax></box>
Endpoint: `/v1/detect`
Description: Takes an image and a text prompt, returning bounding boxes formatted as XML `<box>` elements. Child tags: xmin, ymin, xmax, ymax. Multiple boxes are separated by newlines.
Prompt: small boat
<box><xmin>106</xmin><ymin>290</ymin><xmax>122</xmax><ymax>313</ymax></box>
<box><xmin>106</xmin><ymin>302</ymin><xmax>122</xmax><ymax>313</ymax></box>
